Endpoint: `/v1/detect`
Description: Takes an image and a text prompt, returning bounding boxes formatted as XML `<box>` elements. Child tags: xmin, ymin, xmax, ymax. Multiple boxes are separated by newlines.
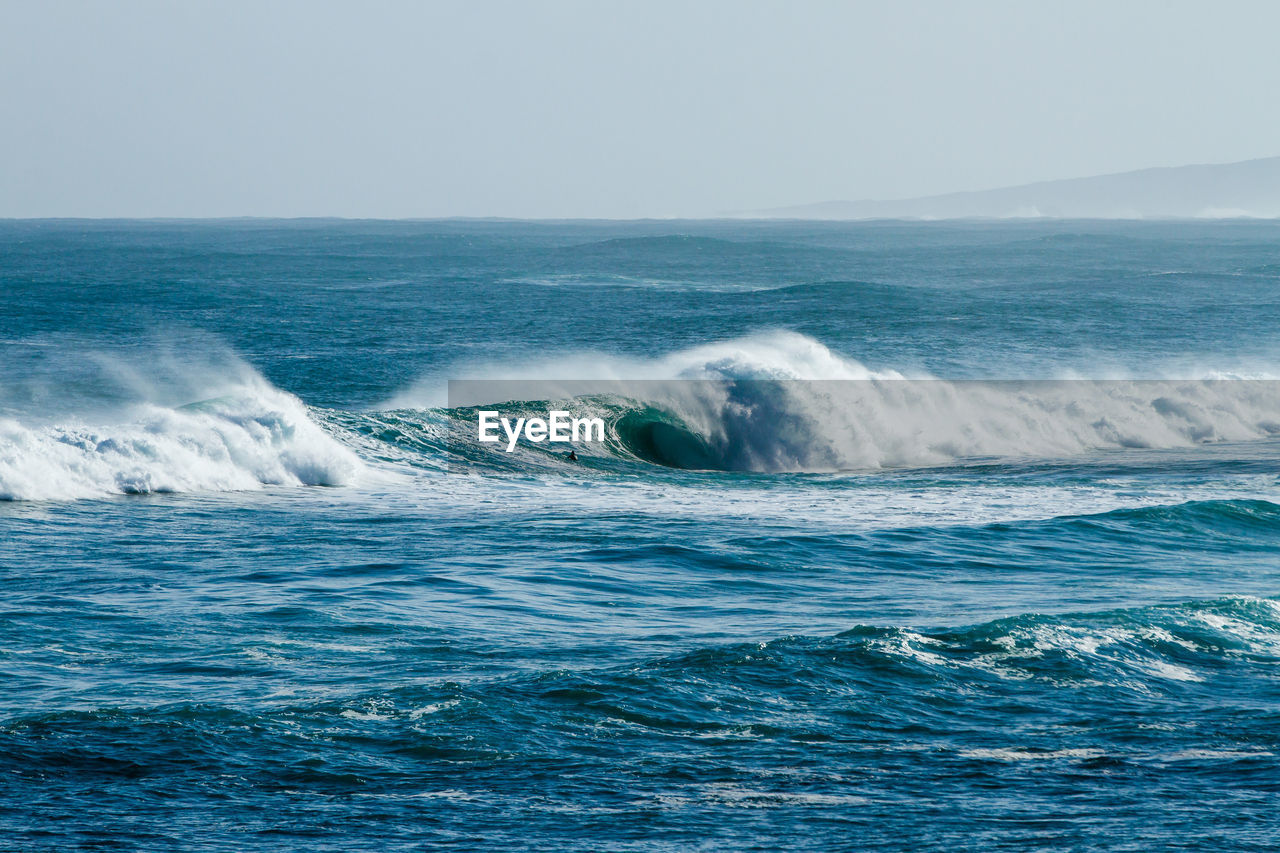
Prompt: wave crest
<box><xmin>0</xmin><ymin>380</ymin><xmax>361</xmax><ymax>501</ymax></box>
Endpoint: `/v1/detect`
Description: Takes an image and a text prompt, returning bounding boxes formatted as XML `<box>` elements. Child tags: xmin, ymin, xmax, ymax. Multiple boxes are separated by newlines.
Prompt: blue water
<box><xmin>3</xmin><ymin>219</ymin><xmax>1280</xmax><ymax>850</ymax></box>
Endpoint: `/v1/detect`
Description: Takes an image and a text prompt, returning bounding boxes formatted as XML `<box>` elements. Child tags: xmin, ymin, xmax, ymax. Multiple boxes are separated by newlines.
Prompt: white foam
<box><xmin>409</xmin><ymin>700</ymin><xmax>460</xmax><ymax>719</ymax></box>
<box><xmin>0</xmin><ymin>373</ymin><xmax>361</xmax><ymax>501</ymax></box>
<box><xmin>958</xmin><ymin>748</ymin><xmax>1105</xmax><ymax>762</ymax></box>
<box><xmin>1158</xmin><ymin>749</ymin><xmax>1274</xmax><ymax>761</ymax></box>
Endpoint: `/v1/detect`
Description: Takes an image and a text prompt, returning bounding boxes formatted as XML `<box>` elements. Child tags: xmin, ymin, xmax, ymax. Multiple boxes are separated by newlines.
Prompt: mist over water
<box><xmin>4</xmin><ymin>219</ymin><xmax>1280</xmax><ymax>850</ymax></box>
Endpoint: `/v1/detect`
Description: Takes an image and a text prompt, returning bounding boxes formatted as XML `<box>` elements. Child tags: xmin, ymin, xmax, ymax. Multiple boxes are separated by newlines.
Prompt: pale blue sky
<box><xmin>2</xmin><ymin>0</ymin><xmax>1278</xmax><ymax>218</ymax></box>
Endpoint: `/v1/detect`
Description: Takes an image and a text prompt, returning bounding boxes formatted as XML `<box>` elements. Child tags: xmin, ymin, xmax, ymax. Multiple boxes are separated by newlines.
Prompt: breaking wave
<box><xmin>0</xmin><ymin>372</ymin><xmax>361</xmax><ymax>501</ymax></box>
<box><xmin>11</xmin><ymin>332</ymin><xmax>1280</xmax><ymax>498</ymax></box>
<box><xmin>431</xmin><ymin>332</ymin><xmax>1280</xmax><ymax>472</ymax></box>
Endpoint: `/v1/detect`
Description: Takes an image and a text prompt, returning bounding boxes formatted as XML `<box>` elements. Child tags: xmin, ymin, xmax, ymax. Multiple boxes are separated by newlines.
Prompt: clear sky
<box><xmin>2</xmin><ymin>0</ymin><xmax>1278</xmax><ymax>218</ymax></box>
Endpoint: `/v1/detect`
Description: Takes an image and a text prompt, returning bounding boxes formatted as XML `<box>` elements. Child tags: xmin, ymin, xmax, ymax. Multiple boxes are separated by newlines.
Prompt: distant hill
<box><xmin>747</xmin><ymin>157</ymin><xmax>1280</xmax><ymax>220</ymax></box>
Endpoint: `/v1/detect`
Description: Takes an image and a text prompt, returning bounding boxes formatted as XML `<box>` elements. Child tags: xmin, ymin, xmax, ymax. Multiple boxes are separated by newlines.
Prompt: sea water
<box><xmin>2</xmin><ymin>219</ymin><xmax>1279</xmax><ymax>850</ymax></box>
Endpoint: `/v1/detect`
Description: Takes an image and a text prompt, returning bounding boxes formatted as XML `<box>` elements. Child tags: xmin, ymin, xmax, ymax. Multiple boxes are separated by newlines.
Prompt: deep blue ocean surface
<box><xmin>3</xmin><ymin>219</ymin><xmax>1280</xmax><ymax>850</ymax></box>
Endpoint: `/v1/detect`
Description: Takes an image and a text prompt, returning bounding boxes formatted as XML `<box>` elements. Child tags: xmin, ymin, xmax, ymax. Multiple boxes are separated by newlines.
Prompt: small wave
<box><xmin>558</xmin><ymin>234</ymin><xmax>797</xmax><ymax>254</ymax></box>
<box><xmin>609</xmin><ymin>596</ymin><xmax>1280</xmax><ymax>697</ymax></box>
<box><xmin>1064</xmin><ymin>497</ymin><xmax>1280</xmax><ymax>533</ymax></box>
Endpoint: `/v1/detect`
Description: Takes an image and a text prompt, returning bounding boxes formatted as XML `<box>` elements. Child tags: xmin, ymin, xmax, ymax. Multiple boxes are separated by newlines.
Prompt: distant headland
<box><xmin>744</xmin><ymin>157</ymin><xmax>1280</xmax><ymax>220</ymax></box>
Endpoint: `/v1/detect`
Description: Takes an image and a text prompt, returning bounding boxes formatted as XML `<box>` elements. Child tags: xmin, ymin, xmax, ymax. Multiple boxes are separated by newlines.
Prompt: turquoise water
<box><xmin>3</xmin><ymin>219</ymin><xmax>1280</xmax><ymax>850</ymax></box>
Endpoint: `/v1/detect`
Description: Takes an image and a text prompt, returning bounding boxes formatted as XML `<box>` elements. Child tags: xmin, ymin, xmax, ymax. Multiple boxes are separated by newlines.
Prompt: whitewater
<box><xmin>3</xmin><ymin>218</ymin><xmax>1280</xmax><ymax>852</ymax></box>
<box><xmin>7</xmin><ymin>331</ymin><xmax>1280</xmax><ymax>497</ymax></box>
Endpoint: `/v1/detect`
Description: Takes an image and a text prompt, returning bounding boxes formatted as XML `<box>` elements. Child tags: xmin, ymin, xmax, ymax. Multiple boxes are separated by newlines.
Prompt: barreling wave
<box><xmin>603</xmin><ymin>378</ymin><xmax>1280</xmax><ymax>472</ymax></box>
<box><xmin>426</xmin><ymin>333</ymin><xmax>1280</xmax><ymax>473</ymax></box>
<box><xmin>0</xmin><ymin>375</ymin><xmax>362</xmax><ymax>502</ymax></box>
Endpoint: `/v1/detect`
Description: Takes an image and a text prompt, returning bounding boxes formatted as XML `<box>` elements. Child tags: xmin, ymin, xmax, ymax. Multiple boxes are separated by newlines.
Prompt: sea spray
<box><xmin>0</xmin><ymin>378</ymin><xmax>361</xmax><ymax>501</ymax></box>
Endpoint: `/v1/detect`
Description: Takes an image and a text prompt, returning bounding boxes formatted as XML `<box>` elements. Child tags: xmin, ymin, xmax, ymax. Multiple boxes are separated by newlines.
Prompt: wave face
<box><xmin>0</xmin><ymin>369</ymin><xmax>361</xmax><ymax>501</ymax></box>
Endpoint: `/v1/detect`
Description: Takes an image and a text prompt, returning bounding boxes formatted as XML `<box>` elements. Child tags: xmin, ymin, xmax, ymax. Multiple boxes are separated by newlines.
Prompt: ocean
<box><xmin>2</xmin><ymin>218</ymin><xmax>1280</xmax><ymax>850</ymax></box>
